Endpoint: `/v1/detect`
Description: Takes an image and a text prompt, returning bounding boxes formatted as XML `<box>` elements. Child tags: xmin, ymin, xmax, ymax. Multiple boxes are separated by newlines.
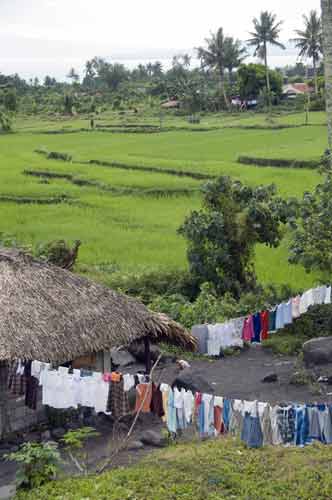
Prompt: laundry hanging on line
<box><xmin>192</xmin><ymin>284</ymin><xmax>332</xmax><ymax>355</ymax></box>
<box><xmin>11</xmin><ymin>360</ymin><xmax>332</xmax><ymax>451</ymax></box>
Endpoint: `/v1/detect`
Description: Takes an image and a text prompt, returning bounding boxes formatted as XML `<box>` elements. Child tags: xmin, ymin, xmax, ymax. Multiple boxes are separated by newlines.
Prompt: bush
<box><xmin>237</xmin><ymin>155</ymin><xmax>319</xmax><ymax>169</ymax></box>
<box><xmin>309</xmin><ymin>96</ymin><xmax>325</xmax><ymax>111</ymax></box>
<box><xmin>6</xmin><ymin>441</ymin><xmax>61</xmax><ymax>490</ymax></box>
<box><xmin>47</xmin><ymin>151</ymin><xmax>72</xmax><ymax>162</ymax></box>
<box><xmin>109</xmin><ymin>269</ymin><xmax>200</xmax><ymax>303</ymax></box>
<box><xmin>149</xmin><ymin>283</ymin><xmax>298</xmax><ymax>330</ymax></box>
<box><xmin>264</xmin><ymin>304</ymin><xmax>332</xmax><ymax>355</ymax></box>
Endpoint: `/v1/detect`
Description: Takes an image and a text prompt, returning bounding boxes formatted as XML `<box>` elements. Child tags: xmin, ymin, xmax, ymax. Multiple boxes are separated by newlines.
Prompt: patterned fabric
<box><xmin>276</xmin><ymin>406</ymin><xmax>296</xmax><ymax>444</ymax></box>
<box><xmin>8</xmin><ymin>361</ymin><xmax>27</xmax><ymax>396</ymax></box>
<box><xmin>107</xmin><ymin>377</ymin><xmax>130</xmax><ymax>419</ymax></box>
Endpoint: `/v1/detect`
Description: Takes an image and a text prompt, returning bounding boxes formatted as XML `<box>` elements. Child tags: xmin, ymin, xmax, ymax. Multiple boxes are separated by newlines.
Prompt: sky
<box><xmin>0</xmin><ymin>0</ymin><xmax>321</xmax><ymax>81</ymax></box>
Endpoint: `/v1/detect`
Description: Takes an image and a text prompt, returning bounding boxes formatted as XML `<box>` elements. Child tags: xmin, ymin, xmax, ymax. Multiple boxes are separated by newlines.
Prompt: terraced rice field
<box><xmin>0</xmin><ymin>111</ymin><xmax>327</xmax><ymax>289</ymax></box>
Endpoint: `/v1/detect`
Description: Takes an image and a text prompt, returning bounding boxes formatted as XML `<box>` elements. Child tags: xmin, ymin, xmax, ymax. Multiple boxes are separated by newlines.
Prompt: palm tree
<box><xmin>292</xmin><ymin>10</ymin><xmax>322</xmax><ymax>94</ymax></box>
<box><xmin>197</xmin><ymin>28</ymin><xmax>229</xmax><ymax>109</ymax></box>
<box><xmin>224</xmin><ymin>37</ymin><xmax>247</xmax><ymax>86</ymax></box>
<box><xmin>321</xmin><ymin>0</ymin><xmax>332</xmax><ymax>154</ymax></box>
<box><xmin>247</xmin><ymin>11</ymin><xmax>285</xmax><ymax>111</ymax></box>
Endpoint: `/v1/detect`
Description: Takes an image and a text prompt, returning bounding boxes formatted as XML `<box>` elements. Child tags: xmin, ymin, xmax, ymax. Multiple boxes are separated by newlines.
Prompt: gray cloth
<box><xmin>307</xmin><ymin>407</ymin><xmax>321</xmax><ymax>440</ymax></box>
<box><xmin>191</xmin><ymin>325</ymin><xmax>209</xmax><ymax>354</ymax></box>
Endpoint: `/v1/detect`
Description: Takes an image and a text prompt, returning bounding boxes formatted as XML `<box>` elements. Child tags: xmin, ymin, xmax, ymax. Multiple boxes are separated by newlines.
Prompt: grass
<box><xmin>0</xmin><ymin>110</ymin><xmax>327</xmax><ymax>289</ymax></box>
<box><xmin>17</xmin><ymin>437</ymin><xmax>332</xmax><ymax>499</ymax></box>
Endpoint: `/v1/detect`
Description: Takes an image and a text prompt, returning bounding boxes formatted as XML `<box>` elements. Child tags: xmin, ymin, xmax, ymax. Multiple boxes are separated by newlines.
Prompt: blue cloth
<box><xmin>294</xmin><ymin>405</ymin><xmax>310</xmax><ymax>446</ymax></box>
<box><xmin>275</xmin><ymin>303</ymin><xmax>285</xmax><ymax>330</ymax></box>
<box><xmin>223</xmin><ymin>399</ymin><xmax>231</xmax><ymax>431</ymax></box>
<box><xmin>167</xmin><ymin>389</ymin><xmax>177</xmax><ymax>434</ymax></box>
<box><xmin>252</xmin><ymin>313</ymin><xmax>261</xmax><ymax>343</ymax></box>
<box><xmin>241</xmin><ymin>413</ymin><xmax>263</xmax><ymax>448</ymax></box>
<box><xmin>268</xmin><ymin>308</ymin><xmax>277</xmax><ymax>332</ymax></box>
<box><xmin>284</xmin><ymin>301</ymin><xmax>293</xmax><ymax>326</ymax></box>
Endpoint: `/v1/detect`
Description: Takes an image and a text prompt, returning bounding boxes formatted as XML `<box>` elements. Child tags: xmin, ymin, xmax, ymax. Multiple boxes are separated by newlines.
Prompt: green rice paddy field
<box><xmin>0</xmin><ymin>111</ymin><xmax>328</xmax><ymax>289</ymax></box>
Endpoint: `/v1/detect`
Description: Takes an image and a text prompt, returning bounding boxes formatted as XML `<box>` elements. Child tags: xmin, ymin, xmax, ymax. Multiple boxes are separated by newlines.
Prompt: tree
<box><xmin>0</xmin><ymin>110</ymin><xmax>13</xmax><ymax>132</ymax></box>
<box><xmin>292</xmin><ymin>10</ymin><xmax>322</xmax><ymax>94</ymax></box>
<box><xmin>289</xmin><ymin>173</ymin><xmax>332</xmax><ymax>274</ymax></box>
<box><xmin>321</xmin><ymin>0</ymin><xmax>332</xmax><ymax>154</ymax></box>
<box><xmin>290</xmin><ymin>1</ymin><xmax>332</xmax><ymax>273</ymax></box>
<box><xmin>179</xmin><ymin>176</ymin><xmax>292</xmax><ymax>298</ymax></box>
<box><xmin>238</xmin><ymin>63</ymin><xmax>283</xmax><ymax>100</ymax></box>
<box><xmin>67</xmin><ymin>67</ymin><xmax>79</xmax><ymax>84</ymax></box>
<box><xmin>247</xmin><ymin>11</ymin><xmax>285</xmax><ymax>112</ymax></box>
<box><xmin>2</xmin><ymin>88</ymin><xmax>18</xmax><ymax>112</ymax></box>
<box><xmin>223</xmin><ymin>37</ymin><xmax>247</xmax><ymax>86</ymax></box>
<box><xmin>197</xmin><ymin>28</ymin><xmax>230</xmax><ymax>109</ymax></box>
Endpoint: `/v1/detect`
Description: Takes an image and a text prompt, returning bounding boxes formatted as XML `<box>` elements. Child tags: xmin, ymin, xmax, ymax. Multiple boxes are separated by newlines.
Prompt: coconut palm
<box><xmin>321</xmin><ymin>0</ymin><xmax>332</xmax><ymax>153</ymax></box>
<box><xmin>197</xmin><ymin>28</ymin><xmax>229</xmax><ymax>109</ymax></box>
<box><xmin>247</xmin><ymin>11</ymin><xmax>285</xmax><ymax>111</ymax></box>
<box><xmin>292</xmin><ymin>10</ymin><xmax>322</xmax><ymax>94</ymax></box>
<box><xmin>224</xmin><ymin>37</ymin><xmax>247</xmax><ymax>86</ymax></box>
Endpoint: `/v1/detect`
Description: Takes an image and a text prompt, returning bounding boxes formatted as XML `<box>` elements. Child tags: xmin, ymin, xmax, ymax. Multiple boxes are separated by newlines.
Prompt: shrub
<box><xmin>47</xmin><ymin>151</ymin><xmax>72</xmax><ymax>162</ymax></box>
<box><xmin>5</xmin><ymin>441</ymin><xmax>61</xmax><ymax>490</ymax></box>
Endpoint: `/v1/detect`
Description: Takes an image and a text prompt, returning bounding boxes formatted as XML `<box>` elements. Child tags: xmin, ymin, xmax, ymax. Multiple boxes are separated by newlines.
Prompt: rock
<box><xmin>127</xmin><ymin>440</ymin><xmax>144</xmax><ymax>450</ymax></box>
<box><xmin>262</xmin><ymin>373</ymin><xmax>278</xmax><ymax>383</ymax></box>
<box><xmin>51</xmin><ymin>427</ymin><xmax>66</xmax><ymax>440</ymax></box>
<box><xmin>140</xmin><ymin>430</ymin><xmax>167</xmax><ymax>448</ymax></box>
<box><xmin>128</xmin><ymin>341</ymin><xmax>161</xmax><ymax>363</ymax></box>
<box><xmin>41</xmin><ymin>430</ymin><xmax>52</xmax><ymax>441</ymax></box>
<box><xmin>172</xmin><ymin>369</ymin><xmax>214</xmax><ymax>394</ymax></box>
<box><xmin>110</xmin><ymin>348</ymin><xmax>136</xmax><ymax>367</ymax></box>
<box><xmin>303</xmin><ymin>337</ymin><xmax>332</xmax><ymax>366</ymax></box>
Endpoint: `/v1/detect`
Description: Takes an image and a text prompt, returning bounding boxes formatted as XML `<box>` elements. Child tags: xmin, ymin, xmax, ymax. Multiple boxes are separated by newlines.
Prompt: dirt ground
<box><xmin>2</xmin><ymin>345</ymin><xmax>332</xmax><ymax>496</ymax></box>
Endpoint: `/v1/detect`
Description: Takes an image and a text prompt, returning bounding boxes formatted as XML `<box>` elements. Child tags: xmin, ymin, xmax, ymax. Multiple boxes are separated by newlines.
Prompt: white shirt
<box><xmin>325</xmin><ymin>286</ymin><xmax>332</xmax><ymax>304</ymax></box>
<box><xmin>214</xmin><ymin>396</ymin><xmax>223</xmax><ymax>408</ymax></box>
<box><xmin>183</xmin><ymin>391</ymin><xmax>194</xmax><ymax>424</ymax></box>
<box><xmin>123</xmin><ymin>374</ymin><xmax>135</xmax><ymax>392</ymax></box>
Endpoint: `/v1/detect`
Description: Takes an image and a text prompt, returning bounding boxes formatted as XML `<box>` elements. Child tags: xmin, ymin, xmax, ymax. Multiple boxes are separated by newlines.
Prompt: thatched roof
<box><xmin>0</xmin><ymin>248</ymin><xmax>197</xmax><ymax>362</ymax></box>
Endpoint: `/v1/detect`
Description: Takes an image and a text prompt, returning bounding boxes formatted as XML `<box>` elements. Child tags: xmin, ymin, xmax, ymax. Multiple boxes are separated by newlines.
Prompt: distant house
<box><xmin>282</xmin><ymin>83</ymin><xmax>313</xmax><ymax>99</ymax></box>
<box><xmin>160</xmin><ymin>99</ymin><xmax>180</xmax><ymax>109</ymax></box>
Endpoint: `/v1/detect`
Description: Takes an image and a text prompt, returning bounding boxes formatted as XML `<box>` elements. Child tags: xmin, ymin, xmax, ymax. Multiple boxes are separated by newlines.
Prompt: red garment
<box><xmin>214</xmin><ymin>406</ymin><xmax>224</xmax><ymax>434</ymax></box>
<box><xmin>135</xmin><ymin>383</ymin><xmax>152</xmax><ymax>413</ymax></box>
<box><xmin>260</xmin><ymin>310</ymin><xmax>269</xmax><ymax>341</ymax></box>
<box><xmin>242</xmin><ymin>315</ymin><xmax>254</xmax><ymax>342</ymax></box>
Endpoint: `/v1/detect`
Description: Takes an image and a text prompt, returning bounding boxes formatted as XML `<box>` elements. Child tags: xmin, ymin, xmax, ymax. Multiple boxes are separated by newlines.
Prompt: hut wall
<box><xmin>1</xmin><ymin>391</ymin><xmax>46</xmax><ymax>438</ymax></box>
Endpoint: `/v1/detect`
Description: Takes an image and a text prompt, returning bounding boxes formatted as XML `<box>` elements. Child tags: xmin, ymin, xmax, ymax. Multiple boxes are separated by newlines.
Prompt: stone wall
<box><xmin>1</xmin><ymin>390</ymin><xmax>46</xmax><ymax>437</ymax></box>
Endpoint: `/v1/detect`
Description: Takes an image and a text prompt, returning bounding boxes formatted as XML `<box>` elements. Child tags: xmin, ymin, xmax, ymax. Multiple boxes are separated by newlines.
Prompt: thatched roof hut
<box><xmin>0</xmin><ymin>248</ymin><xmax>196</xmax><ymax>363</ymax></box>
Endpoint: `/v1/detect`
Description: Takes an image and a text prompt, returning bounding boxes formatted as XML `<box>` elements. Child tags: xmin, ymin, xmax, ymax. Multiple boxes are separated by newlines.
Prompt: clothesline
<box><xmin>8</xmin><ymin>360</ymin><xmax>332</xmax><ymax>450</ymax></box>
<box><xmin>192</xmin><ymin>284</ymin><xmax>332</xmax><ymax>355</ymax></box>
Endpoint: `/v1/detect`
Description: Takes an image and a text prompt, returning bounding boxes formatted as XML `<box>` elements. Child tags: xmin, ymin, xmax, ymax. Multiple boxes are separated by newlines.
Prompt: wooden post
<box><xmin>0</xmin><ymin>361</ymin><xmax>10</xmax><ymax>440</ymax></box>
<box><xmin>144</xmin><ymin>337</ymin><xmax>151</xmax><ymax>374</ymax></box>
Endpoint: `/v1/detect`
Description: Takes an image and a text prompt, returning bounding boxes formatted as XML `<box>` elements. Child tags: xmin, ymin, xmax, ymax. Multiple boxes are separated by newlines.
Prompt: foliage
<box><xmin>62</xmin><ymin>427</ymin><xmax>100</xmax><ymax>475</ymax></box>
<box><xmin>264</xmin><ymin>304</ymin><xmax>332</xmax><ymax>355</ymax></box>
<box><xmin>289</xmin><ymin>174</ymin><xmax>332</xmax><ymax>274</ymax></box>
<box><xmin>35</xmin><ymin>240</ymin><xmax>81</xmax><ymax>270</ymax></box>
<box><xmin>238</xmin><ymin>63</ymin><xmax>283</xmax><ymax>100</ymax></box>
<box><xmin>223</xmin><ymin>37</ymin><xmax>247</xmax><ymax>84</ymax></box>
<box><xmin>292</xmin><ymin>10</ymin><xmax>322</xmax><ymax>93</ymax></box>
<box><xmin>150</xmin><ymin>282</ymin><xmax>297</xmax><ymax>329</ymax></box>
<box><xmin>0</xmin><ymin>109</ymin><xmax>13</xmax><ymax>132</ymax></box>
<box><xmin>178</xmin><ymin>176</ymin><xmax>296</xmax><ymax>297</ymax></box>
<box><xmin>197</xmin><ymin>28</ymin><xmax>230</xmax><ymax>108</ymax></box>
<box><xmin>5</xmin><ymin>441</ymin><xmax>61</xmax><ymax>490</ymax></box>
<box><xmin>16</xmin><ymin>437</ymin><xmax>332</xmax><ymax>500</ymax></box>
<box><xmin>247</xmin><ymin>11</ymin><xmax>285</xmax><ymax>109</ymax></box>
